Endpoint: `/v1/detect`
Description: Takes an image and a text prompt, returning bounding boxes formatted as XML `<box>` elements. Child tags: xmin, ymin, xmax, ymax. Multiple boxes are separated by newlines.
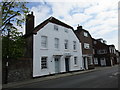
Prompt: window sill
<box><xmin>55</xmin><ymin>49</ymin><xmax>60</xmax><ymax>51</ymax></box>
<box><xmin>74</xmin><ymin>65</ymin><xmax>78</xmax><ymax>67</ymax></box>
<box><xmin>64</xmin><ymin>49</ymin><xmax>69</xmax><ymax>51</ymax></box>
<box><xmin>84</xmin><ymin>36</ymin><xmax>88</xmax><ymax>37</ymax></box>
<box><xmin>84</xmin><ymin>48</ymin><xmax>90</xmax><ymax>50</ymax></box>
<box><xmin>40</xmin><ymin>48</ymin><xmax>48</xmax><ymax>50</ymax></box>
<box><xmin>41</xmin><ymin>68</ymin><xmax>48</xmax><ymax>71</ymax></box>
<box><xmin>41</xmin><ymin>68</ymin><xmax>48</xmax><ymax>69</ymax></box>
<box><xmin>73</xmin><ymin>50</ymin><xmax>77</xmax><ymax>52</ymax></box>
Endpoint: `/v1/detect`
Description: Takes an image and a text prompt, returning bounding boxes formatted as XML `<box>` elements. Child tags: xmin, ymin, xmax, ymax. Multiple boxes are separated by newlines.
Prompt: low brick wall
<box><xmin>2</xmin><ymin>58</ymin><xmax>33</xmax><ymax>84</ymax></box>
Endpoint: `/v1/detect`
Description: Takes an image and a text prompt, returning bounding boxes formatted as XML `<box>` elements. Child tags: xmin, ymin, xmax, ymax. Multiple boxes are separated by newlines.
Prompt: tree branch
<box><xmin>3</xmin><ymin>2</ymin><xmax>11</xmax><ymax>7</ymax></box>
<box><xmin>1</xmin><ymin>12</ymin><xmax>19</xmax><ymax>29</ymax></box>
<box><xmin>3</xmin><ymin>2</ymin><xmax>14</xmax><ymax>22</ymax></box>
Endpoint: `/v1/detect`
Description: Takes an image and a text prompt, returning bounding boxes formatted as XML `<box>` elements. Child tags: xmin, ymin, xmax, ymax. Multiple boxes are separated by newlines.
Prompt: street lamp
<box><xmin>6</xmin><ymin>22</ymin><xmax>13</xmax><ymax>30</ymax></box>
<box><xmin>5</xmin><ymin>21</ymin><xmax>13</xmax><ymax>84</ymax></box>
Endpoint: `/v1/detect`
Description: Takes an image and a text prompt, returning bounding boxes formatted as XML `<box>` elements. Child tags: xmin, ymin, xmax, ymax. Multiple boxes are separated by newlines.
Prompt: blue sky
<box><xmin>21</xmin><ymin>0</ymin><xmax>119</xmax><ymax>50</ymax></box>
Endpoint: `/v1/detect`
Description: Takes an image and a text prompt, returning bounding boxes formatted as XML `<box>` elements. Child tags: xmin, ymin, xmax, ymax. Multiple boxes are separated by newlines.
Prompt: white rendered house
<box><xmin>25</xmin><ymin>13</ymin><xmax>83</xmax><ymax>77</ymax></box>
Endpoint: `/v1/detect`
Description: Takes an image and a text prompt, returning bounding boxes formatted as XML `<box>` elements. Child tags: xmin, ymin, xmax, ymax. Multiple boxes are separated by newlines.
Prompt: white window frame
<box><xmin>98</xmin><ymin>50</ymin><xmax>107</xmax><ymax>54</ymax></box>
<box><xmin>73</xmin><ymin>41</ymin><xmax>77</xmax><ymax>50</ymax></box>
<box><xmin>55</xmin><ymin>38</ymin><xmax>59</xmax><ymax>49</ymax></box>
<box><xmin>41</xmin><ymin>57</ymin><xmax>48</xmax><ymax>69</ymax></box>
<box><xmin>54</xmin><ymin>25</ymin><xmax>58</xmax><ymax>31</ymax></box>
<box><xmin>64</xmin><ymin>40</ymin><xmax>68</xmax><ymax>49</ymax></box>
<box><xmin>74</xmin><ymin>57</ymin><xmax>77</xmax><ymax>65</ymax></box>
<box><xmin>84</xmin><ymin>32</ymin><xmax>88</xmax><ymax>37</ymax></box>
<box><xmin>41</xmin><ymin>36</ymin><xmax>47</xmax><ymax>48</ymax></box>
<box><xmin>84</xmin><ymin>43</ymin><xmax>90</xmax><ymax>49</ymax></box>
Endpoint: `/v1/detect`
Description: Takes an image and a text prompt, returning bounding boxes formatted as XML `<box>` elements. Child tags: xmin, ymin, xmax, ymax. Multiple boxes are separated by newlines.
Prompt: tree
<box><xmin>2</xmin><ymin>29</ymin><xmax>26</xmax><ymax>59</ymax></box>
<box><xmin>1</xmin><ymin>0</ymin><xmax>30</xmax><ymax>59</ymax></box>
<box><xmin>1</xmin><ymin>0</ymin><xmax>29</xmax><ymax>34</ymax></box>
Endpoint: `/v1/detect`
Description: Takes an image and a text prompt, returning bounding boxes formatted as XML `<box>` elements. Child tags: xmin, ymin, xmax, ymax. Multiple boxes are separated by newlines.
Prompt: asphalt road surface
<box><xmin>10</xmin><ymin>66</ymin><xmax>119</xmax><ymax>88</ymax></box>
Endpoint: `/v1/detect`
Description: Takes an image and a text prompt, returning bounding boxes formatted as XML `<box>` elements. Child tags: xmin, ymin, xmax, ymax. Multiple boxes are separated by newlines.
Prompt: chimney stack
<box><xmin>26</xmin><ymin>11</ymin><xmax>34</xmax><ymax>35</ymax></box>
<box><xmin>77</xmin><ymin>24</ymin><xmax>82</xmax><ymax>30</ymax></box>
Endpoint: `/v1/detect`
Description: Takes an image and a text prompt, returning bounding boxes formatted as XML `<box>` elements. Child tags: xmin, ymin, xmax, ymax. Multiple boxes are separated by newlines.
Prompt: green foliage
<box><xmin>1</xmin><ymin>0</ymin><xmax>29</xmax><ymax>59</ymax></box>
<box><xmin>1</xmin><ymin>0</ymin><xmax>29</xmax><ymax>32</ymax></box>
<box><xmin>2</xmin><ymin>29</ymin><xmax>26</xmax><ymax>59</ymax></box>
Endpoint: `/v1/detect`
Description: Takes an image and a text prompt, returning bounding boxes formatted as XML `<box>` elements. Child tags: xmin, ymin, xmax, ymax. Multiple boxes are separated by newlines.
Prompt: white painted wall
<box><xmin>33</xmin><ymin>22</ymin><xmax>83</xmax><ymax>77</ymax></box>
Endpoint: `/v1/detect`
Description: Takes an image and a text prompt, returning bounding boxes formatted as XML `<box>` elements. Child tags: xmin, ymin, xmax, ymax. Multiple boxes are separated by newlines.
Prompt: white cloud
<box><xmin>31</xmin><ymin>4</ymin><xmax>51</xmax><ymax>27</ymax></box>
<box><xmin>65</xmin><ymin>13</ymin><xmax>92</xmax><ymax>27</ymax></box>
<box><xmin>49</xmin><ymin>2</ymin><xmax>71</xmax><ymax>17</ymax></box>
<box><xmin>107</xmin><ymin>35</ymin><xmax>118</xmax><ymax>49</ymax></box>
<box><xmin>24</xmin><ymin>0</ymin><xmax>119</xmax><ymax>49</ymax></box>
<box><xmin>96</xmin><ymin>10</ymin><xmax>117</xmax><ymax>20</ymax></box>
<box><xmin>47</xmin><ymin>2</ymin><xmax>93</xmax><ymax>27</ymax></box>
<box><xmin>82</xmin><ymin>0</ymin><xmax>118</xmax><ymax>49</ymax></box>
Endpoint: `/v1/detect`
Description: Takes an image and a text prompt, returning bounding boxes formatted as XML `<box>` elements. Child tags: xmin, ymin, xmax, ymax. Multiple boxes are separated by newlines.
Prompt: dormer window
<box><xmin>84</xmin><ymin>32</ymin><xmax>88</xmax><ymax>37</ymax></box>
<box><xmin>54</xmin><ymin>25</ymin><xmax>58</xmax><ymax>31</ymax></box>
<box><xmin>64</xmin><ymin>28</ymin><xmax>68</xmax><ymax>33</ymax></box>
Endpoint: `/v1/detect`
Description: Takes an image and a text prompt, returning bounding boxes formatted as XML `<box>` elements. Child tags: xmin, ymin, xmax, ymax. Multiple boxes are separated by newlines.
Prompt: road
<box><xmin>8</xmin><ymin>66</ymin><xmax>119</xmax><ymax>88</ymax></box>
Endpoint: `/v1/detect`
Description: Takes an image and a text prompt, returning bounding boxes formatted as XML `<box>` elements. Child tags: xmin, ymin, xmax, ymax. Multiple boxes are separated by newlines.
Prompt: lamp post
<box><xmin>5</xmin><ymin>22</ymin><xmax>13</xmax><ymax>84</ymax></box>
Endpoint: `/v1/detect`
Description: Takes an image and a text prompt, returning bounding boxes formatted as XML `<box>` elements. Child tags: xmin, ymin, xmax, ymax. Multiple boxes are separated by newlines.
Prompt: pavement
<box><xmin>2</xmin><ymin>65</ymin><xmax>119</xmax><ymax>89</ymax></box>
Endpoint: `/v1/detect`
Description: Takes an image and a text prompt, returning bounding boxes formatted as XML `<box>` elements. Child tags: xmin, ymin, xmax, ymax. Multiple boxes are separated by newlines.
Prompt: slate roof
<box><xmin>25</xmin><ymin>16</ymin><xmax>74</xmax><ymax>37</ymax></box>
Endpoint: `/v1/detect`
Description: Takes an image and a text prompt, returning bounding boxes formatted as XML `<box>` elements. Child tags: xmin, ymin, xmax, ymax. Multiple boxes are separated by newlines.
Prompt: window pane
<box><xmin>84</xmin><ymin>32</ymin><xmax>88</xmax><ymax>37</ymax></box>
<box><xmin>65</xmin><ymin>40</ymin><xmax>68</xmax><ymax>49</ymax></box>
<box><xmin>41</xmin><ymin>57</ymin><xmax>47</xmax><ymax>69</ymax></box>
<box><xmin>54</xmin><ymin>25</ymin><xmax>58</xmax><ymax>31</ymax></box>
<box><xmin>97</xmin><ymin>50</ymin><xmax>107</xmax><ymax>54</ymax></box>
<box><xmin>41</xmin><ymin>36</ymin><xmax>47</xmax><ymax>48</ymax></box>
<box><xmin>55</xmin><ymin>38</ymin><xmax>59</xmax><ymax>49</ymax></box>
<box><xmin>84</xmin><ymin>43</ymin><xmax>90</xmax><ymax>49</ymax></box>
<box><xmin>64</xmin><ymin>28</ymin><xmax>68</xmax><ymax>33</ymax></box>
<box><xmin>74</xmin><ymin>57</ymin><xmax>77</xmax><ymax>65</ymax></box>
<box><xmin>73</xmin><ymin>41</ymin><xmax>76</xmax><ymax>50</ymax></box>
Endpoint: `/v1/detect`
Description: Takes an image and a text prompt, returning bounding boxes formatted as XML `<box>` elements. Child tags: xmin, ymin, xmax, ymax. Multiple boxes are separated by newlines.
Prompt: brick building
<box><xmin>74</xmin><ymin>26</ymin><xmax>94</xmax><ymax>69</ymax></box>
<box><xmin>92</xmin><ymin>38</ymin><xmax>117</xmax><ymax>66</ymax></box>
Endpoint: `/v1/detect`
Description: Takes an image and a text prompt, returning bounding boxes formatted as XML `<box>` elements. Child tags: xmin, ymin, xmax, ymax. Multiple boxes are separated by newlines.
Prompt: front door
<box><xmin>65</xmin><ymin>58</ymin><xmax>69</xmax><ymax>72</ymax></box>
<box><xmin>100</xmin><ymin>58</ymin><xmax>106</xmax><ymax>66</ymax></box>
<box><xmin>83</xmin><ymin>57</ymin><xmax>86</xmax><ymax>69</ymax></box>
<box><xmin>54</xmin><ymin>58</ymin><xmax>60</xmax><ymax>73</ymax></box>
<box><xmin>83</xmin><ymin>57</ymin><xmax>88</xmax><ymax>69</ymax></box>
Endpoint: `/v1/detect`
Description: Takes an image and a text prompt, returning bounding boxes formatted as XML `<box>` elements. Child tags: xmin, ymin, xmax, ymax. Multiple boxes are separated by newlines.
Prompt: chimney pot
<box><xmin>31</xmin><ymin>11</ymin><xmax>33</xmax><ymax>15</ymax></box>
<box><xmin>77</xmin><ymin>25</ymin><xmax>82</xmax><ymax>30</ymax></box>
